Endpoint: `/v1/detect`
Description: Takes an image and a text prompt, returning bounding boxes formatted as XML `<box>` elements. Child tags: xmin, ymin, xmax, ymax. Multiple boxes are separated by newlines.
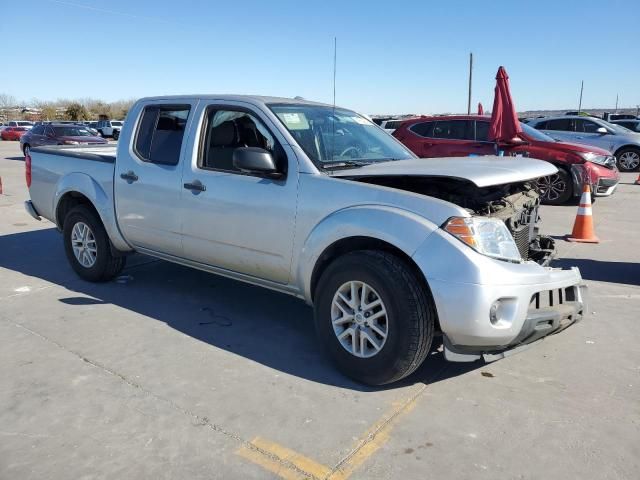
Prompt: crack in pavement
<box><xmin>2</xmin><ymin>318</ymin><xmax>319</xmax><ymax>480</ymax></box>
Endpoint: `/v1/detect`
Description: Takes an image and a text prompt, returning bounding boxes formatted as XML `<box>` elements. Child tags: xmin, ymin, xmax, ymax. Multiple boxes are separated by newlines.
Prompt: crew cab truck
<box><xmin>24</xmin><ymin>95</ymin><xmax>587</xmax><ymax>385</ymax></box>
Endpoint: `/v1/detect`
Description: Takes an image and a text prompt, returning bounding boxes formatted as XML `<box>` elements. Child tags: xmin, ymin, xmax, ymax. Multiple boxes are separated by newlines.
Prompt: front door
<box><xmin>179</xmin><ymin>102</ymin><xmax>298</xmax><ymax>284</ymax></box>
<box><xmin>114</xmin><ymin>102</ymin><xmax>195</xmax><ymax>257</ymax></box>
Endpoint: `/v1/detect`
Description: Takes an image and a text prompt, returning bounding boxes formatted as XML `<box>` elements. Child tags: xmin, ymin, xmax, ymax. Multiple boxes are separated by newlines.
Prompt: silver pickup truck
<box><xmin>24</xmin><ymin>95</ymin><xmax>586</xmax><ymax>385</ymax></box>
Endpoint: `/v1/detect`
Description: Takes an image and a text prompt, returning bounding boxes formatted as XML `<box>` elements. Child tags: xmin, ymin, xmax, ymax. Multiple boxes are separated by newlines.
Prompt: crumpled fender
<box><xmin>296</xmin><ymin>204</ymin><xmax>439</xmax><ymax>302</ymax></box>
<box><xmin>53</xmin><ymin>172</ymin><xmax>131</xmax><ymax>251</ymax></box>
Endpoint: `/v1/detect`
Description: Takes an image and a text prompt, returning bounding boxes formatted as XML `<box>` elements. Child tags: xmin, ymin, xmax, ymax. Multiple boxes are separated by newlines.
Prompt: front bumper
<box><xmin>594</xmin><ymin>177</ymin><xmax>619</xmax><ymax>197</ymax></box>
<box><xmin>443</xmin><ymin>283</ymin><xmax>588</xmax><ymax>362</ymax></box>
<box><xmin>412</xmin><ymin>229</ymin><xmax>587</xmax><ymax>361</ymax></box>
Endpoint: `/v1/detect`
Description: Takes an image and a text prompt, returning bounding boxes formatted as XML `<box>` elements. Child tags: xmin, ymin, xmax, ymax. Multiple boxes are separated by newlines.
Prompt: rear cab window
<box><xmin>134</xmin><ymin>105</ymin><xmax>191</xmax><ymax>165</ymax></box>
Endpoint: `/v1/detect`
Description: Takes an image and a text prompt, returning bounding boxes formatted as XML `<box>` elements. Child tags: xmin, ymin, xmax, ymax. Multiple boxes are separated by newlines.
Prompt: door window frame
<box><xmin>132</xmin><ymin>103</ymin><xmax>192</xmax><ymax>165</ymax></box>
<box><xmin>196</xmin><ymin>104</ymin><xmax>286</xmax><ymax>177</ymax></box>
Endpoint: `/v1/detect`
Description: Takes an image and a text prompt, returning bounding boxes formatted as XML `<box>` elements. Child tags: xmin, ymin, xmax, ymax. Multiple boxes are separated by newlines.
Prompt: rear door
<box><xmin>539</xmin><ymin>118</ymin><xmax>577</xmax><ymax>143</ymax></box>
<box><xmin>178</xmin><ymin>101</ymin><xmax>298</xmax><ymax>284</ymax></box>
<box><xmin>114</xmin><ymin>101</ymin><xmax>195</xmax><ymax>257</ymax></box>
<box><xmin>424</xmin><ymin>120</ymin><xmax>485</xmax><ymax>157</ymax></box>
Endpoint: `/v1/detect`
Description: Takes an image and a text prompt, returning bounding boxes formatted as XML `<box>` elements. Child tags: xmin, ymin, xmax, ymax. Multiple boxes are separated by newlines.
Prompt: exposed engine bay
<box><xmin>349</xmin><ymin>175</ymin><xmax>556</xmax><ymax>265</ymax></box>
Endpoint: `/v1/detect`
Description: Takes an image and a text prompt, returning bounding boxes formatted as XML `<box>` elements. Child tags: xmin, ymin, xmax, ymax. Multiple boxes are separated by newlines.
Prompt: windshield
<box><xmin>269</xmin><ymin>104</ymin><xmax>415</xmax><ymax>167</ymax></box>
<box><xmin>17</xmin><ymin>121</ymin><xmax>32</xmax><ymax>126</ymax></box>
<box><xmin>520</xmin><ymin>122</ymin><xmax>555</xmax><ymax>142</ymax></box>
<box><xmin>601</xmin><ymin>120</ymin><xmax>634</xmax><ymax>135</ymax></box>
<box><xmin>53</xmin><ymin>126</ymin><xmax>94</xmax><ymax>137</ymax></box>
<box><xmin>111</xmin><ymin>121</ymin><xmax>123</xmax><ymax>126</ymax></box>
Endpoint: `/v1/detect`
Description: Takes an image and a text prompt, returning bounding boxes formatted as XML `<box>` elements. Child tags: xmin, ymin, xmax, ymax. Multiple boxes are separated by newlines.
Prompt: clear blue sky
<box><xmin>1</xmin><ymin>0</ymin><xmax>638</xmax><ymax>114</ymax></box>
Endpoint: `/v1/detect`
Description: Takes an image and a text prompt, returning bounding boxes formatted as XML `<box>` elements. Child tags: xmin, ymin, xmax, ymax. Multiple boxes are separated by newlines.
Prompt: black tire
<box><xmin>537</xmin><ymin>168</ymin><xmax>572</xmax><ymax>205</ymax></box>
<box><xmin>314</xmin><ymin>250</ymin><xmax>435</xmax><ymax>385</ymax></box>
<box><xmin>113</xmin><ymin>130</ymin><xmax>120</xmax><ymax>140</ymax></box>
<box><xmin>615</xmin><ymin>147</ymin><xmax>640</xmax><ymax>172</ymax></box>
<box><xmin>63</xmin><ymin>205</ymin><xmax>126</xmax><ymax>282</ymax></box>
<box><xmin>23</xmin><ymin>143</ymin><xmax>30</xmax><ymax>156</ymax></box>
<box><xmin>97</xmin><ymin>130</ymin><xmax>104</xmax><ymax>137</ymax></box>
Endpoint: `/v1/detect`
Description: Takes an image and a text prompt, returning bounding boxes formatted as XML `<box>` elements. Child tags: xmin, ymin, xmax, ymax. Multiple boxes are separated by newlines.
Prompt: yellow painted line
<box><xmin>327</xmin><ymin>389</ymin><xmax>423</xmax><ymax>480</ymax></box>
<box><xmin>236</xmin><ymin>383</ymin><xmax>431</xmax><ymax>479</ymax></box>
<box><xmin>236</xmin><ymin>436</ymin><xmax>332</xmax><ymax>480</ymax></box>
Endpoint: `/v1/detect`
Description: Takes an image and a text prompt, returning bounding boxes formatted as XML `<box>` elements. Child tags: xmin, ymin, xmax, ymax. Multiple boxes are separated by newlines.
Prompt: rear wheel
<box><xmin>537</xmin><ymin>168</ymin><xmax>572</xmax><ymax>205</ymax></box>
<box><xmin>23</xmin><ymin>143</ymin><xmax>30</xmax><ymax>157</ymax></box>
<box><xmin>113</xmin><ymin>130</ymin><xmax>120</xmax><ymax>140</ymax></box>
<box><xmin>615</xmin><ymin>147</ymin><xmax>640</xmax><ymax>172</ymax></box>
<box><xmin>63</xmin><ymin>205</ymin><xmax>126</xmax><ymax>282</ymax></box>
<box><xmin>314</xmin><ymin>250</ymin><xmax>435</xmax><ymax>385</ymax></box>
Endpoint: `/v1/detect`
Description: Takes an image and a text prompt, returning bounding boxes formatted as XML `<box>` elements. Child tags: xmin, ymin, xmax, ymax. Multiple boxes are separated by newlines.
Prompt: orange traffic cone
<box><xmin>635</xmin><ymin>173</ymin><xmax>640</xmax><ymax>185</ymax></box>
<box><xmin>567</xmin><ymin>184</ymin><xmax>599</xmax><ymax>243</ymax></box>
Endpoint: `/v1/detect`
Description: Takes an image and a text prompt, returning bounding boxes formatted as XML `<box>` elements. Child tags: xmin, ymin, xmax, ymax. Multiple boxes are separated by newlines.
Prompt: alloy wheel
<box><xmin>537</xmin><ymin>174</ymin><xmax>567</xmax><ymax>202</ymax></box>
<box><xmin>331</xmin><ymin>281</ymin><xmax>388</xmax><ymax>358</ymax></box>
<box><xmin>618</xmin><ymin>151</ymin><xmax>640</xmax><ymax>171</ymax></box>
<box><xmin>71</xmin><ymin>221</ymin><xmax>98</xmax><ymax>268</ymax></box>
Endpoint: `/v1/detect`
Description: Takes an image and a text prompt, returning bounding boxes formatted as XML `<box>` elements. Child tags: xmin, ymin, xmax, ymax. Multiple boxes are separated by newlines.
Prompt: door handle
<box><xmin>120</xmin><ymin>171</ymin><xmax>138</xmax><ymax>182</ymax></box>
<box><xmin>183</xmin><ymin>180</ymin><xmax>206</xmax><ymax>192</ymax></box>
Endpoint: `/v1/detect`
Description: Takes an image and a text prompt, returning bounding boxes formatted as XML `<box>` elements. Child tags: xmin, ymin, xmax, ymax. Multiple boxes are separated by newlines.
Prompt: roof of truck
<box><xmin>137</xmin><ymin>94</ymin><xmax>334</xmax><ymax>107</ymax></box>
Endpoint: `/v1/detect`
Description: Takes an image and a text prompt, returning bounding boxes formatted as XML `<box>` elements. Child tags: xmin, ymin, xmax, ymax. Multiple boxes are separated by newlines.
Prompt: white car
<box><xmin>96</xmin><ymin>120</ymin><xmax>124</xmax><ymax>139</ymax></box>
<box><xmin>6</xmin><ymin>120</ymin><xmax>34</xmax><ymax>130</ymax></box>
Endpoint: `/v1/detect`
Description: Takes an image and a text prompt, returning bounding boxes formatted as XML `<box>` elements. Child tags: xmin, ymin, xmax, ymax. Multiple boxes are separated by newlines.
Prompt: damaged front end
<box><xmin>350</xmin><ymin>176</ymin><xmax>556</xmax><ymax>266</ymax></box>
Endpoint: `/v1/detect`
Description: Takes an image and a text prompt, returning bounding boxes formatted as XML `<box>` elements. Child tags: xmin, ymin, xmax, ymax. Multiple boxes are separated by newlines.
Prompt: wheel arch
<box><xmin>297</xmin><ymin>205</ymin><xmax>440</xmax><ymax>304</ymax></box>
<box><xmin>613</xmin><ymin>144</ymin><xmax>640</xmax><ymax>157</ymax></box>
<box><xmin>53</xmin><ymin>173</ymin><xmax>132</xmax><ymax>252</ymax></box>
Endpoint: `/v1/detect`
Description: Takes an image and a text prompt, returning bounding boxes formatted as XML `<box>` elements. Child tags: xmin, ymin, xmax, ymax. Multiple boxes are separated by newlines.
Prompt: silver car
<box><xmin>528</xmin><ymin>115</ymin><xmax>640</xmax><ymax>171</ymax></box>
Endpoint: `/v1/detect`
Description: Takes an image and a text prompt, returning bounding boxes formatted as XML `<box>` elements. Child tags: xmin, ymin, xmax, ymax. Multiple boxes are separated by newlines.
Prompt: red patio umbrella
<box><xmin>477</xmin><ymin>102</ymin><xmax>484</xmax><ymax>115</ymax></box>
<box><xmin>488</xmin><ymin>66</ymin><xmax>522</xmax><ymax>143</ymax></box>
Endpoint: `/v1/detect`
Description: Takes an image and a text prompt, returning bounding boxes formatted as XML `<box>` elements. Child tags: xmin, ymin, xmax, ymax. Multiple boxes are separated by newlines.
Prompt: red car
<box><xmin>1</xmin><ymin>126</ymin><xmax>28</xmax><ymax>141</ymax></box>
<box><xmin>393</xmin><ymin>115</ymin><xmax>620</xmax><ymax>205</ymax></box>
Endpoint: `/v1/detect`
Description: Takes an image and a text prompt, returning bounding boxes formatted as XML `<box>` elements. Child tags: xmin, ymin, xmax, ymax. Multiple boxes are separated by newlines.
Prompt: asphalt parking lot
<box><xmin>1</xmin><ymin>139</ymin><xmax>639</xmax><ymax>479</ymax></box>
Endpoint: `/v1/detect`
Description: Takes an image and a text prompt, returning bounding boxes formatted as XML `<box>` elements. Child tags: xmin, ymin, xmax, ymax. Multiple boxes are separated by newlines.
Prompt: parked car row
<box><xmin>19</xmin><ymin>123</ymin><xmax>108</xmax><ymax>155</ymax></box>
<box><xmin>527</xmin><ymin>115</ymin><xmax>640</xmax><ymax>172</ymax></box>
<box><xmin>2</xmin><ymin>119</ymin><xmax>124</xmax><ymax>140</ymax></box>
<box><xmin>391</xmin><ymin>115</ymin><xmax>620</xmax><ymax>204</ymax></box>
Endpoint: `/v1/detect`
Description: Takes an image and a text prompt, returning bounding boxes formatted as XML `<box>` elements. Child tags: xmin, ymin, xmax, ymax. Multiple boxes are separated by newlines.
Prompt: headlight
<box><xmin>578</xmin><ymin>152</ymin><xmax>610</xmax><ymax>166</ymax></box>
<box><xmin>443</xmin><ymin>216</ymin><xmax>522</xmax><ymax>263</ymax></box>
<box><xmin>63</xmin><ymin>140</ymin><xmax>79</xmax><ymax>145</ymax></box>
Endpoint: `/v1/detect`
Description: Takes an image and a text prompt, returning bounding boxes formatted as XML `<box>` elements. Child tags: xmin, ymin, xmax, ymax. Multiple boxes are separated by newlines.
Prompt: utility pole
<box><xmin>636</xmin><ymin>105</ymin><xmax>639</xmax><ymax>117</ymax></box>
<box><xmin>615</xmin><ymin>93</ymin><xmax>619</xmax><ymax>112</ymax></box>
<box><xmin>577</xmin><ymin>80</ymin><xmax>584</xmax><ymax>114</ymax></box>
<box><xmin>467</xmin><ymin>53</ymin><xmax>473</xmax><ymax>115</ymax></box>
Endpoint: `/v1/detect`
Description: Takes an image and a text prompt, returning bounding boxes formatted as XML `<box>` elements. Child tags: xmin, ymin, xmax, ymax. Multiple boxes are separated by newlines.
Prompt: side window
<box><xmin>432</xmin><ymin>120</ymin><xmax>473</xmax><ymax>140</ymax></box>
<box><xmin>545</xmin><ymin>119</ymin><xmax>574</xmax><ymax>131</ymax></box>
<box><xmin>409</xmin><ymin>121</ymin><xmax>434</xmax><ymax>138</ymax></box>
<box><xmin>134</xmin><ymin>105</ymin><xmax>190</xmax><ymax>165</ymax></box>
<box><xmin>45</xmin><ymin>127</ymin><xmax>55</xmax><ymax>136</ymax></box>
<box><xmin>475</xmin><ymin>121</ymin><xmax>489</xmax><ymax>141</ymax></box>
<box><xmin>577</xmin><ymin>120</ymin><xmax>600</xmax><ymax>133</ymax></box>
<box><xmin>534</xmin><ymin>120</ymin><xmax>547</xmax><ymax>129</ymax></box>
<box><xmin>199</xmin><ymin>108</ymin><xmax>281</xmax><ymax>173</ymax></box>
<box><xmin>32</xmin><ymin>125</ymin><xmax>45</xmax><ymax>135</ymax></box>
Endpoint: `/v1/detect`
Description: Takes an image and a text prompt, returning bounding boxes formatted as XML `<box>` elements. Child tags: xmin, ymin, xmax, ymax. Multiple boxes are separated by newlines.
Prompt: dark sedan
<box><xmin>20</xmin><ymin>124</ymin><xmax>107</xmax><ymax>156</ymax></box>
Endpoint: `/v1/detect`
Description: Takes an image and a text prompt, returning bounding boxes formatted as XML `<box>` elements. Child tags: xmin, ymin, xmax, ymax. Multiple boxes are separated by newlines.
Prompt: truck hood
<box><xmin>331</xmin><ymin>156</ymin><xmax>557</xmax><ymax>188</ymax></box>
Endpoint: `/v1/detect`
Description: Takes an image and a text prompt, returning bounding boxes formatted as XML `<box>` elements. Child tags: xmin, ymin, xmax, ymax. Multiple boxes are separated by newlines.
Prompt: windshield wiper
<box><xmin>322</xmin><ymin>157</ymin><xmax>400</xmax><ymax>170</ymax></box>
<box><xmin>321</xmin><ymin>160</ymin><xmax>372</xmax><ymax>169</ymax></box>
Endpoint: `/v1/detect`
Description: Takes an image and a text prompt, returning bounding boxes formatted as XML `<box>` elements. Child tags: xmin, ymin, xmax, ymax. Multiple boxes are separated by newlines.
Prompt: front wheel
<box><xmin>23</xmin><ymin>144</ymin><xmax>30</xmax><ymax>156</ymax></box>
<box><xmin>616</xmin><ymin>148</ymin><xmax>640</xmax><ymax>172</ymax></box>
<box><xmin>537</xmin><ymin>168</ymin><xmax>572</xmax><ymax>205</ymax></box>
<box><xmin>63</xmin><ymin>205</ymin><xmax>126</xmax><ymax>282</ymax></box>
<box><xmin>314</xmin><ymin>250</ymin><xmax>435</xmax><ymax>385</ymax></box>
<box><xmin>113</xmin><ymin>130</ymin><xmax>120</xmax><ymax>140</ymax></box>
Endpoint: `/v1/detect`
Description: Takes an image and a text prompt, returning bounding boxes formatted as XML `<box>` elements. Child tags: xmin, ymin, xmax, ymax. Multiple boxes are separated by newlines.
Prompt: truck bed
<box><xmin>29</xmin><ymin>144</ymin><xmax>118</xmax><ymax>226</ymax></box>
<box><xmin>32</xmin><ymin>144</ymin><xmax>117</xmax><ymax>163</ymax></box>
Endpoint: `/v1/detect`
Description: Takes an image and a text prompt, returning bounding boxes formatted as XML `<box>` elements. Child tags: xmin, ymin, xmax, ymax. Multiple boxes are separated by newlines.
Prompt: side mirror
<box><xmin>233</xmin><ymin>147</ymin><xmax>283</xmax><ymax>178</ymax></box>
<box><xmin>596</xmin><ymin>127</ymin><xmax>608</xmax><ymax>134</ymax></box>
